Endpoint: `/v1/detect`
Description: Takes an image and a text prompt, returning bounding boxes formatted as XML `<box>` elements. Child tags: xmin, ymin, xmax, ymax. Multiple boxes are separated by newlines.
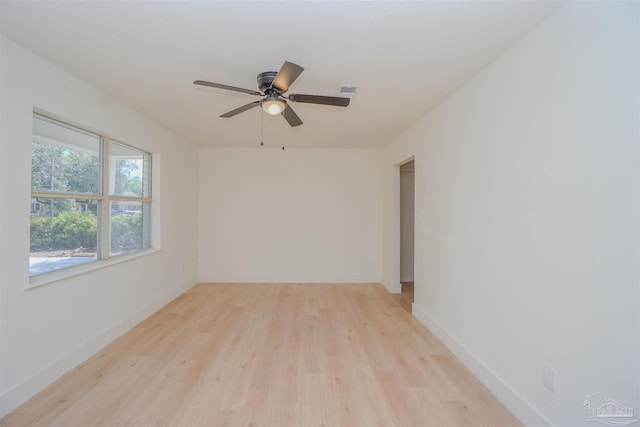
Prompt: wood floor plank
<box><xmin>1</xmin><ymin>283</ymin><xmax>522</xmax><ymax>427</ymax></box>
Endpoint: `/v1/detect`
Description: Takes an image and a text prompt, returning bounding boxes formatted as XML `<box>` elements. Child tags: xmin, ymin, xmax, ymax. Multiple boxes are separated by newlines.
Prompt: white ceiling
<box><xmin>1</xmin><ymin>1</ymin><xmax>564</xmax><ymax>149</ymax></box>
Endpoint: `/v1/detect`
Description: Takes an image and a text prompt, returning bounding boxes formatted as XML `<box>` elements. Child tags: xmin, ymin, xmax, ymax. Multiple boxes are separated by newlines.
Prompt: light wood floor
<box><xmin>1</xmin><ymin>283</ymin><xmax>521</xmax><ymax>426</ymax></box>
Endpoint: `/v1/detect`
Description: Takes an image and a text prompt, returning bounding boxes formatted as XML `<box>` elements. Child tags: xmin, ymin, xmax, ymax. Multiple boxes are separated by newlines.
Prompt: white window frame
<box><xmin>29</xmin><ymin>112</ymin><xmax>154</xmax><ymax>286</ymax></box>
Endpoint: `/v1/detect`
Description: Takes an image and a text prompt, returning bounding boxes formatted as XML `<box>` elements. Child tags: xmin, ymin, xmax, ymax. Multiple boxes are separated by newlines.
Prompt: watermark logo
<box><xmin>584</xmin><ymin>393</ymin><xmax>638</xmax><ymax>426</ymax></box>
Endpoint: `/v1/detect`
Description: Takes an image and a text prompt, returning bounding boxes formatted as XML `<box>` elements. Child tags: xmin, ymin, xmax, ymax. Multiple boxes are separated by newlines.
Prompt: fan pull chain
<box><xmin>282</xmin><ymin>116</ymin><xmax>285</xmax><ymax>151</ymax></box>
<box><xmin>260</xmin><ymin>108</ymin><xmax>264</xmax><ymax>147</ymax></box>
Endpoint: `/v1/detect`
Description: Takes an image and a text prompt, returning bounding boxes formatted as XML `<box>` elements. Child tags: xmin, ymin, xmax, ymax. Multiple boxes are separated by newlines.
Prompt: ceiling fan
<box><xmin>194</xmin><ymin>61</ymin><xmax>350</xmax><ymax>127</ymax></box>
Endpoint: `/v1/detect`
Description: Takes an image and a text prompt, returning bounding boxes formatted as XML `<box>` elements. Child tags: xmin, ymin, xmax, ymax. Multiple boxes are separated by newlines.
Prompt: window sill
<box><xmin>27</xmin><ymin>248</ymin><xmax>162</xmax><ymax>290</ymax></box>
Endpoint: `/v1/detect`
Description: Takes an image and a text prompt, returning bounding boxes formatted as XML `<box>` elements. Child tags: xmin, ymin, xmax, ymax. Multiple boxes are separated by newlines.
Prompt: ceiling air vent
<box><xmin>339</xmin><ymin>85</ymin><xmax>358</xmax><ymax>98</ymax></box>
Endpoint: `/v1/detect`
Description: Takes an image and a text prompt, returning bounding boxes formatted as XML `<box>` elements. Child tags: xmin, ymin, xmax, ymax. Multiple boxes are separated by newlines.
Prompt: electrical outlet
<box><xmin>543</xmin><ymin>363</ymin><xmax>557</xmax><ymax>393</ymax></box>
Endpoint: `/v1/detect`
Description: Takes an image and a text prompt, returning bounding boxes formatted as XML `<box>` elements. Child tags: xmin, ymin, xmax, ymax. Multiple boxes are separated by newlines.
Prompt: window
<box><xmin>30</xmin><ymin>113</ymin><xmax>152</xmax><ymax>277</ymax></box>
<box><xmin>108</xmin><ymin>141</ymin><xmax>151</xmax><ymax>257</ymax></box>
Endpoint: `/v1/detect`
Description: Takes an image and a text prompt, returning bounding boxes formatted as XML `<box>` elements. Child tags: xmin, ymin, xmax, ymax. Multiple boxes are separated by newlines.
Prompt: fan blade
<box><xmin>220</xmin><ymin>101</ymin><xmax>261</xmax><ymax>118</ymax></box>
<box><xmin>289</xmin><ymin>94</ymin><xmax>350</xmax><ymax>107</ymax></box>
<box><xmin>271</xmin><ymin>61</ymin><xmax>304</xmax><ymax>92</ymax></box>
<box><xmin>194</xmin><ymin>80</ymin><xmax>262</xmax><ymax>96</ymax></box>
<box><xmin>282</xmin><ymin>105</ymin><xmax>303</xmax><ymax>127</ymax></box>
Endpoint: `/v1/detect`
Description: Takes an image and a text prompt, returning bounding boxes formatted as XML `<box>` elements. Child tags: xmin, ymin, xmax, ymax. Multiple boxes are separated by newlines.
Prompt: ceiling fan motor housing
<box><xmin>257</xmin><ymin>71</ymin><xmax>278</xmax><ymax>93</ymax></box>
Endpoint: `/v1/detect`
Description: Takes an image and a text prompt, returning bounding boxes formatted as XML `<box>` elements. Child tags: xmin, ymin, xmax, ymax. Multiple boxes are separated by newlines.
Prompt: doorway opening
<box><xmin>399</xmin><ymin>160</ymin><xmax>415</xmax><ymax>313</ymax></box>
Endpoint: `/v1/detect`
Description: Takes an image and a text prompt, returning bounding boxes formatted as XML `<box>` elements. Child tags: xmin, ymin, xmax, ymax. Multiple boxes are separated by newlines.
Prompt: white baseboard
<box><xmin>411</xmin><ymin>302</ymin><xmax>554</xmax><ymax>427</ymax></box>
<box><xmin>0</xmin><ymin>281</ymin><xmax>195</xmax><ymax>418</ymax></box>
<box><xmin>382</xmin><ymin>276</ymin><xmax>401</xmax><ymax>293</ymax></box>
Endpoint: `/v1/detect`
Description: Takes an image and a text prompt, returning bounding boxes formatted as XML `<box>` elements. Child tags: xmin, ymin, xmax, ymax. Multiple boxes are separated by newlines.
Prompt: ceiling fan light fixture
<box><xmin>262</xmin><ymin>97</ymin><xmax>286</xmax><ymax>115</ymax></box>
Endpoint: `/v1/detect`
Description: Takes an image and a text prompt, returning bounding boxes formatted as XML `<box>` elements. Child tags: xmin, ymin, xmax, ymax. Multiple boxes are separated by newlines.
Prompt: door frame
<box><xmin>392</xmin><ymin>156</ymin><xmax>415</xmax><ymax>293</ymax></box>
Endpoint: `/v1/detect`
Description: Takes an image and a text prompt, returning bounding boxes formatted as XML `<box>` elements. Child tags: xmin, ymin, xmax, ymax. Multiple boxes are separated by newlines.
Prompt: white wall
<box><xmin>0</xmin><ymin>36</ymin><xmax>4</xmax><ymax>417</ymax></box>
<box><xmin>0</xmin><ymin>37</ymin><xmax>199</xmax><ymax>416</ymax></box>
<box><xmin>198</xmin><ymin>147</ymin><xmax>382</xmax><ymax>283</ymax></box>
<box><xmin>382</xmin><ymin>2</ymin><xmax>638</xmax><ymax>426</ymax></box>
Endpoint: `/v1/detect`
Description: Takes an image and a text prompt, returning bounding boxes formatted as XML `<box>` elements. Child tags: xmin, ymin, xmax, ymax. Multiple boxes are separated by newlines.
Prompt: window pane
<box><xmin>32</xmin><ymin>115</ymin><xmax>100</xmax><ymax>194</ymax></box>
<box><xmin>110</xmin><ymin>201</ymin><xmax>150</xmax><ymax>256</ymax></box>
<box><xmin>29</xmin><ymin>198</ymin><xmax>98</xmax><ymax>276</ymax></box>
<box><xmin>109</xmin><ymin>141</ymin><xmax>150</xmax><ymax>198</ymax></box>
